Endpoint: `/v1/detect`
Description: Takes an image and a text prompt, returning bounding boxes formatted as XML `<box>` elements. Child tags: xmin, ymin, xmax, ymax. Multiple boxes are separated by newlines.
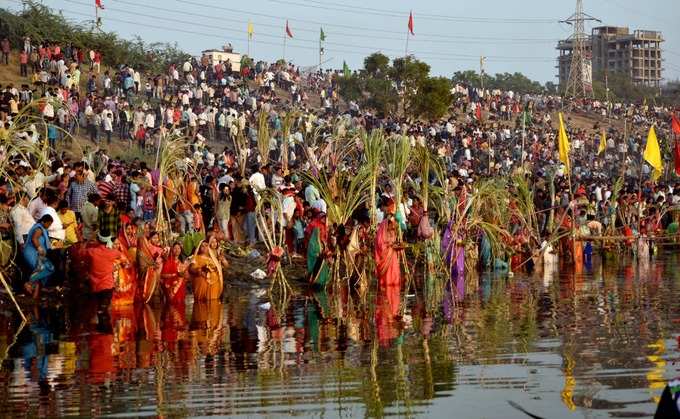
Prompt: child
<box><xmin>47</xmin><ymin>118</ymin><xmax>58</xmax><ymax>149</ymax></box>
<box><xmin>142</xmin><ymin>186</ymin><xmax>155</xmax><ymax>221</ymax></box>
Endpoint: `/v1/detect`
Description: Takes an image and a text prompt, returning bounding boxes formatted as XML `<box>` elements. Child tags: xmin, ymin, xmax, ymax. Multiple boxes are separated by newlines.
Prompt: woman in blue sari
<box><xmin>23</xmin><ymin>214</ymin><xmax>55</xmax><ymax>298</ymax></box>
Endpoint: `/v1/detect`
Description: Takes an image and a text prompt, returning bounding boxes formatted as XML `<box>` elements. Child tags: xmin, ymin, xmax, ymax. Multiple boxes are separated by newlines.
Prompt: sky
<box><xmin>8</xmin><ymin>0</ymin><xmax>680</xmax><ymax>84</ymax></box>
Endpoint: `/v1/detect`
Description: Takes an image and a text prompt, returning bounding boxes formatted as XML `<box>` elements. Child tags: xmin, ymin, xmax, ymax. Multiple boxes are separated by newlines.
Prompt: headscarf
<box><xmin>97</xmin><ymin>231</ymin><xmax>114</xmax><ymax>249</ymax></box>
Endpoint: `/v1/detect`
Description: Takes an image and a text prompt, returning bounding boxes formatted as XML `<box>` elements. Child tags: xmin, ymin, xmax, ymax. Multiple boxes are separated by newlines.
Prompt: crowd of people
<box><xmin>0</xmin><ymin>37</ymin><xmax>679</xmax><ymax>317</ymax></box>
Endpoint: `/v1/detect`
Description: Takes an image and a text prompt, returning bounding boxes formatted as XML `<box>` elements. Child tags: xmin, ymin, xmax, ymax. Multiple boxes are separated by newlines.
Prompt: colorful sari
<box><xmin>307</xmin><ymin>227</ymin><xmax>330</xmax><ymax>288</ymax></box>
<box><xmin>23</xmin><ymin>223</ymin><xmax>54</xmax><ymax>286</ymax></box>
<box><xmin>111</xmin><ymin>246</ymin><xmax>135</xmax><ymax>307</ymax></box>
<box><xmin>161</xmin><ymin>256</ymin><xmax>187</xmax><ymax>305</ymax></box>
<box><xmin>190</xmin><ymin>242</ymin><xmax>223</xmax><ymax>301</ymax></box>
<box><xmin>374</xmin><ymin>219</ymin><xmax>401</xmax><ymax>289</ymax></box>
<box><xmin>137</xmin><ymin>236</ymin><xmax>163</xmax><ymax>303</ymax></box>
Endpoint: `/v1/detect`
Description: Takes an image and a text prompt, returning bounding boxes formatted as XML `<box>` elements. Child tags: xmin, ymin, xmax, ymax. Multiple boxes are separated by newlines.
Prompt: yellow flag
<box><xmin>598</xmin><ymin>129</ymin><xmax>606</xmax><ymax>155</ymax></box>
<box><xmin>643</xmin><ymin>125</ymin><xmax>663</xmax><ymax>181</ymax></box>
<box><xmin>247</xmin><ymin>21</ymin><xmax>254</xmax><ymax>39</ymax></box>
<box><xmin>558</xmin><ymin>112</ymin><xmax>570</xmax><ymax>173</ymax></box>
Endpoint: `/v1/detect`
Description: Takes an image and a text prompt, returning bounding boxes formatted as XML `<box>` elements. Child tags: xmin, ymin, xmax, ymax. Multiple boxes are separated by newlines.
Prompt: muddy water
<box><xmin>0</xmin><ymin>253</ymin><xmax>679</xmax><ymax>418</ymax></box>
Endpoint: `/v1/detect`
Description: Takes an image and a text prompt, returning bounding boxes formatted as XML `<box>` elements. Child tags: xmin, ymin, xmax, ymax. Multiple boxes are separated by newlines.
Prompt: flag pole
<box><xmin>521</xmin><ymin>110</ymin><xmax>526</xmax><ymax>168</ymax></box>
<box><xmin>405</xmin><ymin>30</ymin><xmax>409</xmax><ymax>56</ymax></box>
<box><xmin>283</xmin><ymin>31</ymin><xmax>286</xmax><ymax>62</ymax></box>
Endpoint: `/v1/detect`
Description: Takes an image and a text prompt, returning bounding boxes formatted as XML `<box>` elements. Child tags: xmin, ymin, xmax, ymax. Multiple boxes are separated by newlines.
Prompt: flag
<box><xmin>343</xmin><ymin>61</ymin><xmax>350</xmax><ymax>78</ymax></box>
<box><xmin>598</xmin><ymin>129</ymin><xmax>606</xmax><ymax>155</ymax></box>
<box><xmin>408</xmin><ymin>11</ymin><xmax>414</xmax><ymax>35</ymax></box>
<box><xmin>320</xmin><ymin>27</ymin><xmax>326</xmax><ymax>42</ymax></box>
<box><xmin>558</xmin><ymin>112</ymin><xmax>570</xmax><ymax>173</ymax></box>
<box><xmin>643</xmin><ymin>125</ymin><xmax>663</xmax><ymax>181</ymax></box>
<box><xmin>95</xmin><ymin>0</ymin><xmax>104</xmax><ymax>9</ymax></box>
<box><xmin>285</xmin><ymin>20</ymin><xmax>293</xmax><ymax>38</ymax></box>
<box><xmin>672</xmin><ymin>113</ymin><xmax>680</xmax><ymax>135</ymax></box>
<box><xmin>475</xmin><ymin>103</ymin><xmax>482</xmax><ymax>121</ymax></box>
<box><xmin>247</xmin><ymin>21</ymin><xmax>254</xmax><ymax>39</ymax></box>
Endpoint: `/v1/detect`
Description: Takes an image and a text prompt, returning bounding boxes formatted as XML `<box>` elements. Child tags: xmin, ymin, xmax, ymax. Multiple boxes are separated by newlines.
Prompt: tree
<box><xmin>337</xmin><ymin>74</ymin><xmax>363</xmax><ymax>103</ymax></box>
<box><xmin>363</xmin><ymin>52</ymin><xmax>390</xmax><ymax>78</ymax></box>
<box><xmin>408</xmin><ymin>77</ymin><xmax>453</xmax><ymax>120</ymax></box>
<box><xmin>452</xmin><ymin>70</ymin><xmax>480</xmax><ymax>86</ymax></box>
<box><xmin>364</xmin><ymin>78</ymin><xmax>399</xmax><ymax>117</ymax></box>
<box><xmin>545</xmin><ymin>81</ymin><xmax>558</xmax><ymax>95</ymax></box>
<box><xmin>391</xmin><ymin>56</ymin><xmax>430</xmax><ymax>90</ymax></box>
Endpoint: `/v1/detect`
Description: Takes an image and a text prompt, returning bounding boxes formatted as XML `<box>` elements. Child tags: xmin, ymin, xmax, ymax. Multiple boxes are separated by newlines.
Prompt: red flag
<box><xmin>408</xmin><ymin>11</ymin><xmax>414</xmax><ymax>35</ymax></box>
<box><xmin>674</xmin><ymin>139</ymin><xmax>680</xmax><ymax>176</ymax></box>
<box><xmin>285</xmin><ymin>20</ymin><xmax>293</xmax><ymax>38</ymax></box>
<box><xmin>672</xmin><ymin>113</ymin><xmax>680</xmax><ymax>136</ymax></box>
<box><xmin>475</xmin><ymin>103</ymin><xmax>482</xmax><ymax>121</ymax></box>
<box><xmin>95</xmin><ymin>0</ymin><xmax>104</xmax><ymax>9</ymax></box>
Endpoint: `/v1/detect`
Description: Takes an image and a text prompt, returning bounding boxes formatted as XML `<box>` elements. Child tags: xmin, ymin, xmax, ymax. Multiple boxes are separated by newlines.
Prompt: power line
<box><xmin>169</xmin><ymin>0</ymin><xmax>555</xmax><ymax>39</ymax></box>
<box><xmin>268</xmin><ymin>0</ymin><xmax>557</xmax><ymax>23</ymax></box>
<box><xmin>54</xmin><ymin>0</ymin><xmax>556</xmax><ymax>62</ymax></box>
<box><xmin>109</xmin><ymin>0</ymin><xmax>556</xmax><ymax>45</ymax></box>
<box><xmin>21</xmin><ymin>4</ymin><xmax>546</xmax><ymax>65</ymax></box>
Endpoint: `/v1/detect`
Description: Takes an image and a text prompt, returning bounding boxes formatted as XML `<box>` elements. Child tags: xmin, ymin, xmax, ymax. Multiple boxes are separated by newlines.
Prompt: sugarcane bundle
<box><xmin>360</xmin><ymin>129</ymin><xmax>386</xmax><ymax>230</ymax></box>
<box><xmin>256</xmin><ymin>111</ymin><xmax>270</xmax><ymax>166</ymax></box>
<box><xmin>254</xmin><ymin>188</ymin><xmax>292</xmax><ymax>308</ymax></box>
<box><xmin>154</xmin><ymin>131</ymin><xmax>193</xmax><ymax>243</ymax></box>
<box><xmin>232</xmin><ymin>128</ymin><xmax>249</xmax><ymax>179</ymax></box>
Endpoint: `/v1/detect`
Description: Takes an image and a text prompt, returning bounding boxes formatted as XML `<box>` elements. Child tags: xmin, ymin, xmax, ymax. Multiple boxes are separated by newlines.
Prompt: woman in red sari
<box><xmin>374</xmin><ymin>199</ymin><xmax>402</xmax><ymax>318</ymax></box>
<box><xmin>161</xmin><ymin>243</ymin><xmax>188</xmax><ymax>305</ymax></box>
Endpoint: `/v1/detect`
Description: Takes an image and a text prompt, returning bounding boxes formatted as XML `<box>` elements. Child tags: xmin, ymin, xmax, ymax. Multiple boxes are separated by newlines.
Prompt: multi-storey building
<box><xmin>557</xmin><ymin>26</ymin><xmax>663</xmax><ymax>89</ymax></box>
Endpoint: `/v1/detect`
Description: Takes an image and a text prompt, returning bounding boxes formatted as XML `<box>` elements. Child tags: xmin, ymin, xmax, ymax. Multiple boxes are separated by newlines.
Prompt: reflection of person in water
<box><xmin>190</xmin><ymin>299</ymin><xmax>223</xmax><ymax>357</ymax></box>
<box><xmin>19</xmin><ymin>308</ymin><xmax>55</xmax><ymax>389</ymax></box>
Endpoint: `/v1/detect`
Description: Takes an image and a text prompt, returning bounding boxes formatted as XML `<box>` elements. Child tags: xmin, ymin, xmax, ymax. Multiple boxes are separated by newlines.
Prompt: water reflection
<box><xmin>0</xmin><ymin>254</ymin><xmax>679</xmax><ymax>418</ymax></box>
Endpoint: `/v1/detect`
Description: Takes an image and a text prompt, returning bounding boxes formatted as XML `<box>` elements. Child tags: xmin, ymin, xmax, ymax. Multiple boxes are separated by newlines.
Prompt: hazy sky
<box><xmin>10</xmin><ymin>0</ymin><xmax>680</xmax><ymax>83</ymax></box>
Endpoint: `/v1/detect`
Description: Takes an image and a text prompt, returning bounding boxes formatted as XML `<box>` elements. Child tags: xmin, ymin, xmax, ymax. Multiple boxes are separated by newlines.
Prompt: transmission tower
<box><xmin>560</xmin><ymin>0</ymin><xmax>600</xmax><ymax>100</ymax></box>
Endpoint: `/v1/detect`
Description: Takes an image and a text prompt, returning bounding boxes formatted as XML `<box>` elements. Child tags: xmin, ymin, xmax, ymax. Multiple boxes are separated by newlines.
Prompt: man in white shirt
<box><xmin>10</xmin><ymin>192</ymin><xmax>34</xmax><ymax>245</ymax></box>
<box><xmin>28</xmin><ymin>189</ymin><xmax>47</xmax><ymax>220</ymax></box>
<box><xmin>39</xmin><ymin>195</ymin><xmax>65</xmax><ymax>241</ymax></box>
<box><xmin>145</xmin><ymin>111</ymin><xmax>155</xmax><ymax>129</ymax></box>
<box><xmin>249</xmin><ymin>167</ymin><xmax>267</xmax><ymax>192</ymax></box>
<box><xmin>304</xmin><ymin>183</ymin><xmax>320</xmax><ymax>204</ymax></box>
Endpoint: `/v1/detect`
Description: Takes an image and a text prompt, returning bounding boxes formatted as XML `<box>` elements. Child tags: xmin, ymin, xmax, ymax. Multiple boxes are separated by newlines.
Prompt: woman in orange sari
<box><xmin>189</xmin><ymin>240</ymin><xmax>223</xmax><ymax>301</ymax></box>
<box><xmin>161</xmin><ymin>243</ymin><xmax>188</xmax><ymax>305</ymax></box>
<box><xmin>113</xmin><ymin>222</ymin><xmax>138</xmax><ymax>306</ymax></box>
<box><xmin>137</xmin><ymin>227</ymin><xmax>164</xmax><ymax>303</ymax></box>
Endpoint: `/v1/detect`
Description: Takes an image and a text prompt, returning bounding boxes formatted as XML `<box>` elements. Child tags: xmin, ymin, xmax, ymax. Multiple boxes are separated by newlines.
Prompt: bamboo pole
<box><xmin>0</xmin><ymin>271</ymin><xmax>26</xmax><ymax>321</ymax></box>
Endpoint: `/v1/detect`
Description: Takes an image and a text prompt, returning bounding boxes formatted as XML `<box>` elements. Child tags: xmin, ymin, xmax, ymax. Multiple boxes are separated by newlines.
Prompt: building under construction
<box><xmin>557</xmin><ymin>26</ymin><xmax>664</xmax><ymax>89</ymax></box>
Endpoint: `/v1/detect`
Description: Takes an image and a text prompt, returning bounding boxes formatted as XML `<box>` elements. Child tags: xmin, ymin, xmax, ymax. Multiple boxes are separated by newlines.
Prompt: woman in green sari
<box><xmin>306</xmin><ymin>212</ymin><xmax>330</xmax><ymax>288</ymax></box>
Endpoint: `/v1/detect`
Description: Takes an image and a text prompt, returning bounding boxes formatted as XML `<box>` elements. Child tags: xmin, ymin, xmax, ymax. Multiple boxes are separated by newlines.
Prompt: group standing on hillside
<box><xmin>0</xmin><ymin>36</ymin><xmax>678</xmax><ymax>315</ymax></box>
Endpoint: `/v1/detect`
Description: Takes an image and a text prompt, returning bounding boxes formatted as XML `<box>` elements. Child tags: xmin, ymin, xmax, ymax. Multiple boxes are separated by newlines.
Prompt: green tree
<box><xmin>364</xmin><ymin>78</ymin><xmax>399</xmax><ymax>117</ymax></box>
<box><xmin>337</xmin><ymin>74</ymin><xmax>364</xmax><ymax>102</ymax></box>
<box><xmin>363</xmin><ymin>52</ymin><xmax>390</xmax><ymax>78</ymax></box>
<box><xmin>408</xmin><ymin>77</ymin><xmax>453</xmax><ymax>120</ymax></box>
<box><xmin>452</xmin><ymin>70</ymin><xmax>481</xmax><ymax>86</ymax></box>
<box><xmin>545</xmin><ymin>81</ymin><xmax>558</xmax><ymax>95</ymax></box>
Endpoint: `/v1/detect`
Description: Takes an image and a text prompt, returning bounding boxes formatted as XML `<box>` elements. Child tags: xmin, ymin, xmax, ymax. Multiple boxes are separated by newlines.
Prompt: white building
<box><xmin>201</xmin><ymin>46</ymin><xmax>241</xmax><ymax>72</ymax></box>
